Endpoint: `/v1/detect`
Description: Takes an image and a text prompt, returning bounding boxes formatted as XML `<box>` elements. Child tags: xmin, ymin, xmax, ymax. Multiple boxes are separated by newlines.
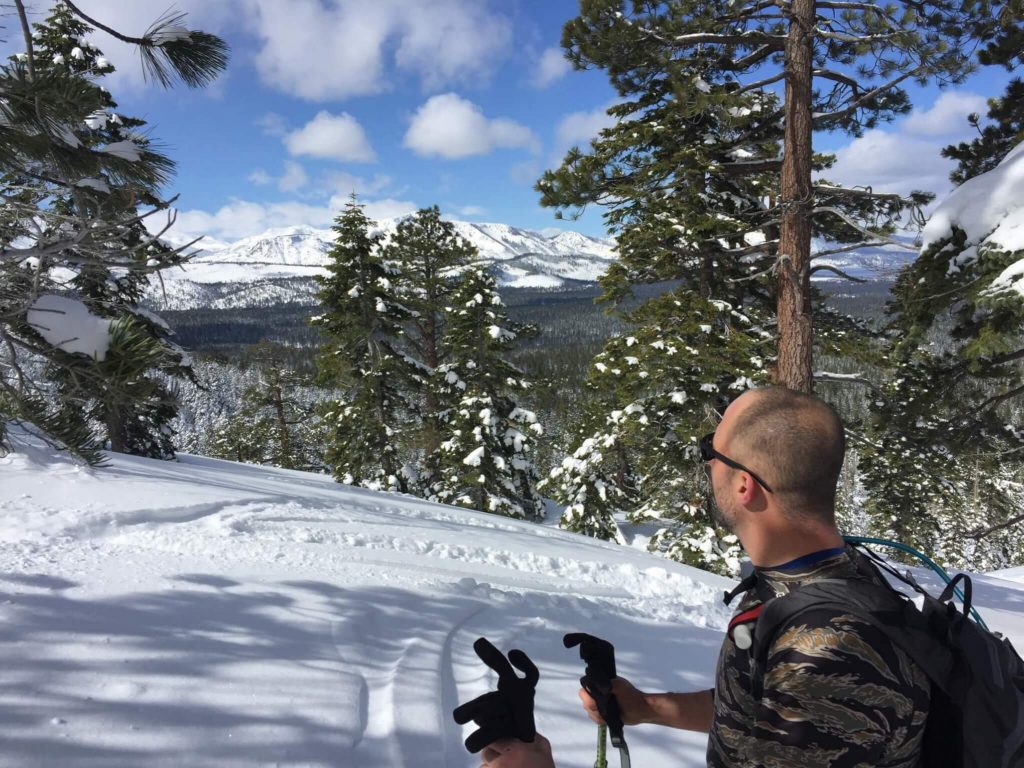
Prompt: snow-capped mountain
<box><xmin>150</xmin><ymin>220</ymin><xmax>618</xmax><ymax>310</ymax></box>
<box><xmin>149</xmin><ymin>219</ymin><xmax>918</xmax><ymax>312</ymax></box>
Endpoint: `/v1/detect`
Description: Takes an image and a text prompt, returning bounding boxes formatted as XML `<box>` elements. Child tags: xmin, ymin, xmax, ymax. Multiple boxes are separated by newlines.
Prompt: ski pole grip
<box><xmin>564</xmin><ymin>633</ymin><xmax>625</xmax><ymax>743</ymax></box>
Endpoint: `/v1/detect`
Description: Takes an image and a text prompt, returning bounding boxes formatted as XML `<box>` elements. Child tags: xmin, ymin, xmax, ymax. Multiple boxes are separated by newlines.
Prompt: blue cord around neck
<box><xmin>767</xmin><ymin>546</ymin><xmax>848</xmax><ymax>572</ymax></box>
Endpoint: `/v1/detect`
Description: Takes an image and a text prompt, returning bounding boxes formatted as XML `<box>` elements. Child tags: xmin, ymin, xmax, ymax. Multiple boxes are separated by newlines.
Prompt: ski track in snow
<box><xmin>3</xmin><ymin>442</ymin><xmax>1022</xmax><ymax>766</ymax></box>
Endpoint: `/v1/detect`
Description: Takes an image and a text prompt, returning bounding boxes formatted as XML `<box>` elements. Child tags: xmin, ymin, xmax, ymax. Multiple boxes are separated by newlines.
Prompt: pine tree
<box><xmin>210</xmin><ymin>342</ymin><xmax>325</xmax><ymax>471</ymax></box>
<box><xmin>857</xmin><ymin>5</ymin><xmax>1024</xmax><ymax>570</ymax></box>
<box><xmin>430</xmin><ymin>267</ymin><xmax>545</xmax><ymax>519</ymax></box>
<box><xmin>543</xmin><ymin>0</ymin><xmax>989</xmax><ymax>391</ymax></box>
<box><xmin>546</xmin><ymin>289</ymin><xmax>771</xmax><ymax>575</ymax></box>
<box><xmin>313</xmin><ymin>196</ymin><xmax>413</xmax><ymax>492</ymax></box>
<box><xmin>861</xmin><ymin>148</ymin><xmax>1024</xmax><ymax>569</ymax></box>
<box><xmin>0</xmin><ymin>0</ymin><xmax>227</xmax><ymax>460</ymax></box>
<box><xmin>384</xmin><ymin>206</ymin><xmax>476</xmax><ymax>471</ymax></box>
<box><xmin>25</xmin><ymin>3</ymin><xmax>195</xmax><ymax>458</ymax></box>
<box><xmin>942</xmin><ymin>80</ymin><xmax>1024</xmax><ymax>185</ymax></box>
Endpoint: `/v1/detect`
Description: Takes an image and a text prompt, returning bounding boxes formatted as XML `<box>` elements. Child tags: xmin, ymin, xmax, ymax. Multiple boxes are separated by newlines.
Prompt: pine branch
<box><xmin>718</xmin><ymin>159</ymin><xmax>783</xmax><ymax>175</ymax></box>
<box><xmin>733</xmin><ymin>44</ymin><xmax>780</xmax><ymax>70</ymax></box>
<box><xmin>813</xmin><ymin>27</ymin><xmax>899</xmax><ymax>44</ymax></box>
<box><xmin>967</xmin><ymin>511</ymin><xmax>1024</xmax><ymax>540</ymax></box>
<box><xmin>812</xmin><ymin>68</ymin><xmax>862</xmax><ymax>91</ymax></box>
<box><xmin>718</xmin><ymin>0</ymin><xmax>786</xmax><ymax>21</ymax></box>
<box><xmin>62</xmin><ymin>2</ymin><xmax>228</xmax><ymax>88</ymax></box>
<box><xmin>813</xmin><ymin>183</ymin><xmax>909</xmax><ymax>204</ymax></box>
<box><xmin>737</xmin><ymin>71</ymin><xmax>787</xmax><ymax>94</ymax></box>
<box><xmin>977</xmin><ymin>382</ymin><xmax>1024</xmax><ymax>413</ymax></box>
<box><xmin>812</xmin><ymin>68</ymin><xmax>923</xmax><ymax>123</ymax></box>
<box><xmin>811</xmin><ymin>241</ymin><xmax>903</xmax><ymax>259</ymax></box>
<box><xmin>811</xmin><ymin>206</ymin><xmax>917</xmax><ymax>249</ymax></box>
<box><xmin>816</xmin><ymin>1</ymin><xmax>889</xmax><ymax>11</ymax></box>
<box><xmin>634</xmin><ymin>23</ymin><xmax>786</xmax><ymax>50</ymax></box>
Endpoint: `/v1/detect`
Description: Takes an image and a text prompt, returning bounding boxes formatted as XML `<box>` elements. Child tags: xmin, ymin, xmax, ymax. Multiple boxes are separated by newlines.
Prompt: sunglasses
<box><xmin>699</xmin><ymin>432</ymin><xmax>774</xmax><ymax>493</ymax></box>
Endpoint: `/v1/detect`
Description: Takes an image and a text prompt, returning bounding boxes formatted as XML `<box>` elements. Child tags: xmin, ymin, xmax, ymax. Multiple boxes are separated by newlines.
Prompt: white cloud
<box><xmin>171</xmin><ymin>200</ymin><xmax>332</xmax><ymax>241</ymax></box>
<box><xmin>284</xmin><ymin>111</ymin><xmax>376</xmax><ymax>163</ymax></box>
<box><xmin>453</xmin><ymin>204</ymin><xmax>486</xmax><ymax>217</ymax></box>
<box><xmin>256</xmin><ymin>112</ymin><xmax>289</xmax><ymax>137</ymax></box>
<box><xmin>248</xmin><ymin>169</ymin><xmax>272</xmax><ymax>186</ymax></box>
<box><xmin>404</xmin><ymin>93</ymin><xmax>538</xmax><ymax>159</ymax></box>
<box><xmin>278</xmin><ymin>162</ymin><xmax>309</xmax><ymax>193</ymax></box>
<box><xmin>825</xmin><ymin>130</ymin><xmax>953</xmax><ymax>196</ymax></box>
<box><xmin>510</xmin><ymin>160</ymin><xmax>543</xmax><ymax>185</ymax></box>
<box><xmin>322</xmin><ymin>171</ymin><xmax>394</xmax><ymax>197</ymax></box>
<box><xmin>554</xmin><ymin>105</ymin><xmax>617</xmax><ymax>160</ymax></box>
<box><xmin>358</xmin><ymin>198</ymin><xmax>419</xmax><ymax>220</ymax></box>
<box><xmin>903</xmin><ymin>92</ymin><xmax>988</xmax><ymax>137</ymax></box>
<box><xmin>823</xmin><ymin>91</ymin><xmax>988</xmax><ymax>199</ymax></box>
<box><xmin>167</xmin><ymin>196</ymin><xmax>418</xmax><ymax>241</ymax></box>
<box><xmin>533</xmin><ymin>47</ymin><xmax>571</xmax><ymax>88</ymax></box>
<box><xmin>241</xmin><ymin>0</ymin><xmax>511</xmax><ymax>102</ymax></box>
<box><xmin>391</xmin><ymin>1</ymin><xmax>513</xmax><ymax>91</ymax></box>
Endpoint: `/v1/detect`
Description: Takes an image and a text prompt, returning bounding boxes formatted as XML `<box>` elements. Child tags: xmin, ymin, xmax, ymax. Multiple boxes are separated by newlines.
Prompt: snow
<box><xmin>0</xmin><ymin>435</ymin><xmax>748</xmax><ymax>766</ymax></box>
<box><xmin>150</xmin><ymin>26</ymin><xmax>192</xmax><ymax>45</ymax></box>
<box><xmin>25</xmin><ymin>294</ymin><xmax>112</xmax><ymax>360</ymax></box>
<box><xmin>74</xmin><ymin>177</ymin><xmax>110</xmax><ymax>194</ymax></box>
<box><xmin>923</xmin><ymin>142</ymin><xmax>1024</xmax><ymax>255</ymax></box>
<box><xmin>147</xmin><ymin>220</ymin><xmax>617</xmax><ymax>308</ymax></box>
<box><xmin>100</xmin><ymin>140</ymin><xmax>143</xmax><ymax>162</ymax></box>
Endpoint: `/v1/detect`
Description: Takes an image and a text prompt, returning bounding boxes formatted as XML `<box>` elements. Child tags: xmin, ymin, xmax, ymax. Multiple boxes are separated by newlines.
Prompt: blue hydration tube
<box><xmin>843</xmin><ymin>535</ymin><xmax>990</xmax><ymax>630</ymax></box>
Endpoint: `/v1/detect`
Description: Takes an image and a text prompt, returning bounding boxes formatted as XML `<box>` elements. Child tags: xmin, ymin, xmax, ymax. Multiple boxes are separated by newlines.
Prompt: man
<box><xmin>479</xmin><ymin>387</ymin><xmax>930</xmax><ymax>768</ymax></box>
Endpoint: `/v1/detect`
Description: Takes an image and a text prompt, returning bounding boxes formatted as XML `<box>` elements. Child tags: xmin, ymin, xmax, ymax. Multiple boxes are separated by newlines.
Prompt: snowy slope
<box><xmin>4</xmin><ymin>438</ymin><xmax>1021</xmax><ymax>767</ymax></box>
<box><xmin>0</xmin><ymin>435</ymin><xmax>730</xmax><ymax>767</ymax></box>
<box><xmin>151</xmin><ymin>220</ymin><xmax>618</xmax><ymax>310</ymax></box>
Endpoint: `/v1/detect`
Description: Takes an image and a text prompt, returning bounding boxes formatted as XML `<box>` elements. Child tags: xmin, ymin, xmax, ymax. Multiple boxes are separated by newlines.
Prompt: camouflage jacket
<box><xmin>707</xmin><ymin>547</ymin><xmax>931</xmax><ymax>768</ymax></box>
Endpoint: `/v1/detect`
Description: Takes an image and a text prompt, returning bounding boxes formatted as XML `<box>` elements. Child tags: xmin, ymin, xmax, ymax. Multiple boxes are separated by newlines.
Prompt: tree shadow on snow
<box><xmin>0</xmin><ymin>576</ymin><xmax>723</xmax><ymax>768</ymax></box>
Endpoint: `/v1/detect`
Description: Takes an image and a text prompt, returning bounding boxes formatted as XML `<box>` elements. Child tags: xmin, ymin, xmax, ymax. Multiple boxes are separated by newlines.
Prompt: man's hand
<box><xmin>578</xmin><ymin>677</ymin><xmax>653</xmax><ymax>726</ymax></box>
<box><xmin>480</xmin><ymin>735</ymin><xmax>554</xmax><ymax>768</ymax></box>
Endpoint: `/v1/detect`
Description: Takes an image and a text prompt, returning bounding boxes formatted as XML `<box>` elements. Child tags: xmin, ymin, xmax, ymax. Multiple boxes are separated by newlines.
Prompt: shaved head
<box><xmin>722</xmin><ymin>388</ymin><xmax>846</xmax><ymax>520</ymax></box>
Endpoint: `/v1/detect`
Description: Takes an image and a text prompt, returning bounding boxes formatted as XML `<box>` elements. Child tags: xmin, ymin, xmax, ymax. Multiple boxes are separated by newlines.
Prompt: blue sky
<box><xmin>49</xmin><ymin>1</ymin><xmax>1018</xmax><ymax>242</ymax></box>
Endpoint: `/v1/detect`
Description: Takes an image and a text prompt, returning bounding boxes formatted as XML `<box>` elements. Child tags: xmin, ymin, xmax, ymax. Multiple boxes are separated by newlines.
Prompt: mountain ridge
<box><xmin>149</xmin><ymin>219</ymin><xmax>916</xmax><ymax>312</ymax></box>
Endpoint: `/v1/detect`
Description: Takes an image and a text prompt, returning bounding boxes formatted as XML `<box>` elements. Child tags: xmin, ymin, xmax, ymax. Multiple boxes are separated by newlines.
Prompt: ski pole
<box><xmin>594</xmin><ymin>722</ymin><xmax>607</xmax><ymax>768</ymax></box>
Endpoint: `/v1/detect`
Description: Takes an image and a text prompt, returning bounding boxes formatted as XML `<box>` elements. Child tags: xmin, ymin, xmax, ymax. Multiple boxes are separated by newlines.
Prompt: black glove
<box><xmin>452</xmin><ymin>637</ymin><xmax>539</xmax><ymax>754</ymax></box>
<box><xmin>564</xmin><ymin>632</ymin><xmax>625</xmax><ymax>743</ymax></box>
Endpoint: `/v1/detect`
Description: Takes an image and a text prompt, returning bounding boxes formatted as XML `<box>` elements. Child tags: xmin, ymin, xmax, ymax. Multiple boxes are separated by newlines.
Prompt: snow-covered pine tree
<box><xmin>0</xmin><ymin>1</ymin><xmax>227</xmax><ymax>460</ymax></box>
<box><xmin>542</xmin><ymin>0</ymin><xmax>990</xmax><ymax>391</ymax></box>
<box><xmin>430</xmin><ymin>266</ymin><xmax>545</xmax><ymax>520</ymax></box>
<box><xmin>861</xmin><ymin>146</ymin><xmax>1024</xmax><ymax>569</ymax></box>
<box><xmin>546</xmin><ymin>289</ymin><xmax>771</xmax><ymax>576</ymax></box>
<box><xmin>24</xmin><ymin>3</ymin><xmax>195</xmax><ymax>458</ymax></box>
<box><xmin>383</xmin><ymin>206</ymin><xmax>476</xmax><ymax>476</ymax></box>
<box><xmin>211</xmin><ymin>342</ymin><xmax>325</xmax><ymax>471</ymax></box>
<box><xmin>313</xmin><ymin>196</ymin><xmax>414</xmax><ymax>492</ymax></box>
<box><xmin>859</xmin><ymin>7</ymin><xmax>1024</xmax><ymax>570</ymax></box>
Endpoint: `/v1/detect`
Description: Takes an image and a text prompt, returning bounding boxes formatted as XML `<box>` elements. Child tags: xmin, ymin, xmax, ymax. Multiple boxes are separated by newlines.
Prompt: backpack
<box><xmin>737</xmin><ymin>545</ymin><xmax>1024</xmax><ymax>768</ymax></box>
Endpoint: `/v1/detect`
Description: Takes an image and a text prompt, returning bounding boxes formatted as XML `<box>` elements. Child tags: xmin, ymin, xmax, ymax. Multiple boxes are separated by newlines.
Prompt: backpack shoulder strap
<box><xmin>748</xmin><ymin>567</ymin><xmax>955</xmax><ymax>701</ymax></box>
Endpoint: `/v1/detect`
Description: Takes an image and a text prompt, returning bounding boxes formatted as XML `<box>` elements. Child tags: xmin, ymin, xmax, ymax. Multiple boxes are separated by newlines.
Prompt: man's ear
<box><xmin>737</xmin><ymin>472</ymin><xmax>758</xmax><ymax>505</ymax></box>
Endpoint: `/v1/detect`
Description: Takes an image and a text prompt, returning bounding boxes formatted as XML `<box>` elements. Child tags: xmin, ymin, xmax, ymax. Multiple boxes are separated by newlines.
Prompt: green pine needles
<box><xmin>313</xmin><ymin>199</ymin><xmax>545</xmax><ymax>518</ymax></box>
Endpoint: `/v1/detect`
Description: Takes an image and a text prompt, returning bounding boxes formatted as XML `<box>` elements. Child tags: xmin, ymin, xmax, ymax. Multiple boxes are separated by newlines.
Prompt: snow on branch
<box><xmin>809</xmin><ymin>264</ymin><xmax>867</xmax><ymax>283</ymax></box>
<box><xmin>812</xmin><ymin>206</ymin><xmax>919</xmax><ymax>250</ymax></box>
<box><xmin>813</xmin><ymin>371</ymin><xmax>879</xmax><ymax>390</ymax></box>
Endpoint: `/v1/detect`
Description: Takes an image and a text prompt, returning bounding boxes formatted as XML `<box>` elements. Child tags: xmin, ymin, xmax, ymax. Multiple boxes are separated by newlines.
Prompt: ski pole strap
<box><xmin>616</xmin><ymin>739</ymin><xmax>631</xmax><ymax>768</ymax></box>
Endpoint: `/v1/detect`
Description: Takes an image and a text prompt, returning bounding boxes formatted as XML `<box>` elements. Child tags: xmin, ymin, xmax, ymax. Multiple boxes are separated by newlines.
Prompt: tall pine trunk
<box><xmin>777</xmin><ymin>0</ymin><xmax>815</xmax><ymax>393</ymax></box>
